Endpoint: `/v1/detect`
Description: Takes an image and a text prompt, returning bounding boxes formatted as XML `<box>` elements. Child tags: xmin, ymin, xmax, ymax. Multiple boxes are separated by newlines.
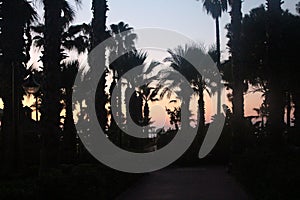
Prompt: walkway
<box><xmin>116</xmin><ymin>166</ymin><xmax>251</xmax><ymax>200</ymax></box>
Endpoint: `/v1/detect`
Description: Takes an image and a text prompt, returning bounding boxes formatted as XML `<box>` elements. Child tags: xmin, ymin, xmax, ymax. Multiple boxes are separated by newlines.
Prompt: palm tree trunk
<box><xmin>180</xmin><ymin>91</ymin><xmax>193</xmax><ymax>131</ymax></box>
<box><xmin>91</xmin><ymin>0</ymin><xmax>108</xmax><ymax>49</ymax></box>
<box><xmin>215</xmin><ymin>17</ymin><xmax>221</xmax><ymax>115</ymax></box>
<box><xmin>91</xmin><ymin>0</ymin><xmax>109</xmax><ymax>135</ymax></box>
<box><xmin>231</xmin><ymin>0</ymin><xmax>244</xmax><ymax>120</ymax></box>
<box><xmin>62</xmin><ymin>87</ymin><xmax>77</xmax><ymax>163</ymax></box>
<box><xmin>40</xmin><ymin>0</ymin><xmax>63</xmax><ymax>173</ymax></box>
<box><xmin>266</xmin><ymin>0</ymin><xmax>285</xmax><ymax>146</ymax></box>
<box><xmin>230</xmin><ymin>0</ymin><xmax>245</xmax><ymax>153</ymax></box>
<box><xmin>198</xmin><ymin>91</ymin><xmax>205</xmax><ymax>128</ymax></box>
<box><xmin>267</xmin><ymin>82</ymin><xmax>285</xmax><ymax>144</ymax></box>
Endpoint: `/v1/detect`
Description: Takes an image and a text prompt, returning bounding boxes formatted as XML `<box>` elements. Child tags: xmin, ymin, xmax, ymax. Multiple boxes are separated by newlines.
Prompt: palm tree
<box><xmin>91</xmin><ymin>0</ymin><xmax>109</xmax><ymax>49</ymax></box>
<box><xmin>0</xmin><ymin>0</ymin><xmax>37</xmax><ymax>172</ymax></box>
<box><xmin>137</xmin><ymin>84</ymin><xmax>161</xmax><ymax>126</ymax></box>
<box><xmin>83</xmin><ymin>0</ymin><xmax>109</xmax><ymax>134</ymax></box>
<box><xmin>199</xmin><ymin>0</ymin><xmax>228</xmax><ymax>114</ymax></box>
<box><xmin>39</xmin><ymin>0</ymin><xmax>81</xmax><ymax>172</ymax></box>
<box><xmin>31</xmin><ymin>16</ymin><xmax>90</xmax><ymax>164</ymax></box>
<box><xmin>164</xmin><ymin>44</ymin><xmax>212</xmax><ymax>129</ymax></box>
<box><xmin>122</xmin><ymin>51</ymin><xmax>148</xmax><ymax>124</ymax></box>
<box><xmin>32</xmin><ymin>23</ymin><xmax>91</xmax><ymax>55</ymax></box>
<box><xmin>109</xmin><ymin>22</ymin><xmax>137</xmax><ymax>57</ymax></box>
<box><xmin>124</xmin><ymin>55</ymin><xmax>160</xmax><ymax>128</ymax></box>
<box><xmin>108</xmin><ymin>22</ymin><xmax>138</xmax><ymax>127</ymax></box>
<box><xmin>227</xmin><ymin>0</ymin><xmax>246</xmax><ymax>152</ymax></box>
<box><xmin>60</xmin><ymin>61</ymin><xmax>79</xmax><ymax>163</ymax></box>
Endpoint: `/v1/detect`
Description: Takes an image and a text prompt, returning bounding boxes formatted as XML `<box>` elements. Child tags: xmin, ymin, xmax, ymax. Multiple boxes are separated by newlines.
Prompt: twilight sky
<box><xmin>68</xmin><ymin>0</ymin><xmax>297</xmax><ymax>60</ymax></box>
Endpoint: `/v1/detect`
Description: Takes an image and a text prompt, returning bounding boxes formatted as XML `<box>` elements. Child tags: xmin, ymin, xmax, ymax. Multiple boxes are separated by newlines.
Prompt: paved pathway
<box><xmin>116</xmin><ymin>166</ymin><xmax>251</xmax><ymax>200</ymax></box>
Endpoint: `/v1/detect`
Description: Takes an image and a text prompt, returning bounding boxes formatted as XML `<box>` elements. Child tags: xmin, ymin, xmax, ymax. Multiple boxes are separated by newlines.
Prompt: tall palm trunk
<box><xmin>62</xmin><ymin>85</ymin><xmax>77</xmax><ymax>163</ymax></box>
<box><xmin>231</xmin><ymin>0</ymin><xmax>244</xmax><ymax>120</ymax></box>
<box><xmin>266</xmin><ymin>0</ymin><xmax>285</xmax><ymax>146</ymax></box>
<box><xmin>180</xmin><ymin>90</ymin><xmax>193</xmax><ymax>131</ymax></box>
<box><xmin>40</xmin><ymin>0</ymin><xmax>63</xmax><ymax>173</ymax></box>
<box><xmin>92</xmin><ymin>0</ymin><xmax>109</xmax><ymax>132</ymax></box>
<box><xmin>215</xmin><ymin>17</ymin><xmax>222</xmax><ymax>115</ymax></box>
<box><xmin>198</xmin><ymin>90</ymin><xmax>205</xmax><ymax>128</ymax></box>
<box><xmin>91</xmin><ymin>0</ymin><xmax>108</xmax><ymax>49</ymax></box>
<box><xmin>230</xmin><ymin>0</ymin><xmax>245</xmax><ymax>152</ymax></box>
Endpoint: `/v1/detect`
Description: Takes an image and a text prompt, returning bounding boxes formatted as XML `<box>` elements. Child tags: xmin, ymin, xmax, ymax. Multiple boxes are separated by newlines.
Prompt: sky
<box><xmin>70</xmin><ymin>0</ymin><xmax>297</xmax><ymax>60</ymax></box>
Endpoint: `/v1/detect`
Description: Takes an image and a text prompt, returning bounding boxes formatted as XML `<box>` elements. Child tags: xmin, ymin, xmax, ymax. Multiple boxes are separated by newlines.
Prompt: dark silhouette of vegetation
<box><xmin>166</xmin><ymin>106</ymin><xmax>181</xmax><ymax>131</ymax></box>
<box><xmin>0</xmin><ymin>0</ymin><xmax>37</xmax><ymax>173</ymax></box>
<box><xmin>0</xmin><ymin>0</ymin><xmax>300</xmax><ymax>199</ymax></box>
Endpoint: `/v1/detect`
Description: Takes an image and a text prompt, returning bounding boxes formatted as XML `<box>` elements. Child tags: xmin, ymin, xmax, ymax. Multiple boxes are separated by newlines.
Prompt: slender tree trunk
<box><xmin>231</xmin><ymin>0</ymin><xmax>244</xmax><ymax>121</ymax></box>
<box><xmin>144</xmin><ymin>100</ymin><xmax>150</xmax><ymax>125</ymax></box>
<box><xmin>40</xmin><ymin>0</ymin><xmax>63</xmax><ymax>173</ymax></box>
<box><xmin>91</xmin><ymin>0</ymin><xmax>108</xmax><ymax>49</ymax></box>
<box><xmin>230</xmin><ymin>0</ymin><xmax>245</xmax><ymax>153</ymax></box>
<box><xmin>180</xmin><ymin>91</ymin><xmax>193</xmax><ymax>131</ymax></box>
<box><xmin>198</xmin><ymin>90</ymin><xmax>205</xmax><ymax>128</ymax></box>
<box><xmin>91</xmin><ymin>0</ymin><xmax>109</xmax><ymax>134</ymax></box>
<box><xmin>62</xmin><ymin>87</ymin><xmax>77</xmax><ymax>163</ymax></box>
<box><xmin>215</xmin><ymin>17</ymin><xmax>221</xmax><ymax>115</ymax></box>
<box><xmin>266</xmin><ymin>0</ymin><xmax>285</xmax><ymax>147</ymax></box>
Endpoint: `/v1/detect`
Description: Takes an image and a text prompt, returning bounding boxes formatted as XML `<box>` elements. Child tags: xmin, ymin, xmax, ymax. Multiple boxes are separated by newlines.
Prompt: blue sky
<box><xmin>69</xmin><ymin>0</ymin><xmax>297</xmax><ymax>58</ymax></box>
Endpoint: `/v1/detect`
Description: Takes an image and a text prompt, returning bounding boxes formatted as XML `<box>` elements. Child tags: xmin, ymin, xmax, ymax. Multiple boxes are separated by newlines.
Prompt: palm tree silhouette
<box><xmin>199</xmin><ymin>0</ymin><xmax>228</xmax><ymax>115</ymax></box>
<box><xmin>229</xmin><ymin>0</ymin><xmax>244</xmax><ymax>118</ymax></box>
<box><xmin>125</xmin><ymin>55</ymin><xmax>160</xmax><ymax>127</ymax></box>
<box><xmin>109</xmin><ymin>22</ymin><xmax>137</xmax><ymax>57</ymax></box>
<box><xmin>61</xmin><ymin>61</ymin><xmax>79</xmax><ymax>163</ymax></box>
<box><xmin>164</xmin><ymin>44</ymin><xmax>212</xmax><ymax>129</ymax></box>
<box><xmin>91</xmin><ymin>0</ymin><xmax>109</xmax><ymax>49</ymax></box>
<box><xmin>227</xmin><ymin>0</ymin><xmax>246</xmax><ymax>153</ymax></box>
<box><xmin>123</xmin><ymin>51</ymin><xmax>148</xmax><ymax>125</ymax></box>
<box><xmin>39</xmin><ymin>0</ymin><xmax>81</xmax><ymax>173</ymax></box>
<box><xmin>108</xmin><ymin>22</ymin><xmax>138</xmax><ymax>127</ymax></box>
<box><xmin>137</xmin><ymin>84</ymin><xmax>161</xmax><ymax>126</ymax></box>
<box><xmin>32</xmin><ymin>23</ymin><xmax>91</xmax><ymax>55</ymax></box>
<box><xmin>89</xmin><ymin>0</ymin><xmax>110</xmax><ymax>135</ymax></box>
<box><xmin>0</xmin><ymin>0</ymin><xmax>37</xmax><ymax>172</ymax></box>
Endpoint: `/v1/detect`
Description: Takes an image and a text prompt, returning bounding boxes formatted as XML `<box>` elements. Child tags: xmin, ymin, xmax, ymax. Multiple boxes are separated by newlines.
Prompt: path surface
<box><xmin>116</xmin><ymin>166</ymin><xmax>250</xmax><ymax>200</ymax></box>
